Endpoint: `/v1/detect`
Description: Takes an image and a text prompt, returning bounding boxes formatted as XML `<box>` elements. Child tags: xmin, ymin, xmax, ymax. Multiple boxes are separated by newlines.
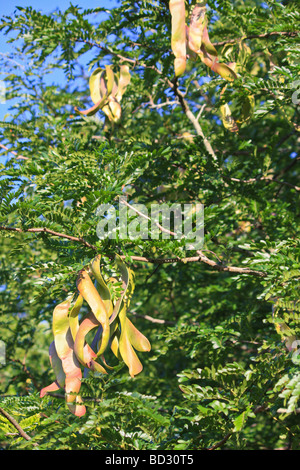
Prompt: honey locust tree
<box><xmin>0</xmin><ymin>0</ymin><xmax>299</xmax><ymax>450</ymax></box>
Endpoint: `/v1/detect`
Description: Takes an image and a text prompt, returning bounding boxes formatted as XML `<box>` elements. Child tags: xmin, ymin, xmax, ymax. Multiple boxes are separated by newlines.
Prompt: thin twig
<box><xmin>0</xmin><ymin>407</ymin><xmax>33</xmax><ymax>442</ymax></box>
<box><xmin>227</xmin><ymin>175</ymin><xmax>300</xmax><ymax>192</ymax></box>
<box><xmin>207</xmin><ymin>403</ymin><xmax>268</xmax><ymax>450</ymax></box>
<box><xmin>172</xmin><ymin>78</ymin><xmax>218</xmax><ymax>161</ymax></box>
<box><xmin>212</xmin><ymin>31</ymin><xmax>299</xmax><ymax>47</ymax></box>
<box><xmin>0</xmin><ymin>143</ymin><xmax>28</xmax><ymax>160</ymax></box>
<box><xmin>131</xmin><ymin>311</ymin><xmax>175</xmax><ymax>325</ymax></box>
<box><xmin>120</xmin><ymin>198</ymin><xmax>177</xmax><ymax>236</ymax></box>
<box><xmin>0</xmin><ymin>225</ymin><xmax>97</xmax><ymax>250</ymax></box>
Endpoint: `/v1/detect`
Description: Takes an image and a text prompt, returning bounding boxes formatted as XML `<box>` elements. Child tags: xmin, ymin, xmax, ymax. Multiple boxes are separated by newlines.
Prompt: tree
<box><xmin>0</xmin><ymin>0</ymin><xmax>299</xmax><ymax>450</ymax></box>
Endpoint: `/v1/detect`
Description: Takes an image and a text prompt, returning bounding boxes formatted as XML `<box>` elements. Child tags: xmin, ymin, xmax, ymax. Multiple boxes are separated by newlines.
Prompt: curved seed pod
<box><xmin>220</xmin><ymin>103</ymin><xmax>238</xmax><ymax>133</ymax></box>
<box><xmin>52</xmin><ymin>299</ymin><xmax>86</xmax><ymax>417</ymax></box>
<box><xmin>102</xmin><ymin>98</ymin><xmax>122</xmax><ymax>123</ymax></box>
<box><xmin>52</xmin><ymin>299</ymin><xmax>73</xmax><ymax>358</ymax></box>
<box><xmin>63</xmin><ymin>329</ymin><xmax>86</xmax><ymax>417</ymax></box>
<box><xmin>89</xmin><ymin>68</ymin><xmax>103</xmax><ymax>104</ymax></box>
<box><xmin>48</xmin><ymin>340</ymin><xmax>66</xmax><ymax>388</ymax></box>
<box><xmin>125</xmin><ymin>318</ymin><xmax>151</xmax><ymax>352</ymax></box>
<box><xmin>118</xmin><ymin>304</ymin><xmax>143</xmax><ymax>378</ymax></box>
<box><xmin>75</xmin><ymin>94</ymin><xmax>110</xmax><ymax>117</ymax></box>
<box><xmin>40</xmin><ymin>341</ymin><xmax>65</xmax><ymax>398</ymax></box>
<box><xmin>236</xmin><ymin>94</ymin><xmax>255</xmax><ymax>124</ymax></box>
<box><xmin>74</xmin><ymin>312</ymin><xmax>107</xmax><ymax>374</ymax></box>
<box><xmin>76</xmin><ymin>269</ymin><xmax>110</xmax><ymax>356</ymax></box>
<box><xmin>186</xmin><ymin>26</ymin><xmax>198</xmax><ymax>61</ymax></box>
<box><xmin>115</xmin><ymin>65</ymin><xmax>131</xmax><ymax>102</ymax></box>
<box><xmin>40</xmin><ymin>381</ymin><xmax>61</xmax><ymax>397</ymax></box>
<box><xmin>110</xmin><ymin>323</ymin><xmax>122</xmax><ymax>360</ymax></box>
<box><xmin>170</xmin><ymin>0</ymin><xmax>187</xmax><ymax>76</ymax></box>
<box><xmin>91</xmin><ymin>255</ymin><xmax>113</xmax><ymax>317</ymax></box>
<box><xmin>210</xmin><ymin>59</ymin><xmax>237</xmax><ymax>82</ymax></box>
<box><xmin>201</xmin><ymin>24</ymin><xmax>218</xmax><ymax>57</ymax></box>
<box><xmin>105</xmin><ymin>65</ymin><xmax>115</xmax><ymax>95</ymax></box>
<box><xmin>114</xmin><ymin>256</ymin><xmax>144</xmax><ymax>377</ymax></box>
<box><xmin>200</xmin><ymin>52</ymin><xmax>237</xmax><ymax>82</ymax></box>
<box><xmin>69</xmin><ymin>294</ymin><xmax>83</xmax><ymax>342</ymax></box>
<box><xmin>188</xmin><ymin>3</ymin><xmax>206</xmax><ymax>54</ymax></box>
<box><xmin>186</xmin><ymin>5</ymin><xmax>237</xmax><ymax>83</ymax></box>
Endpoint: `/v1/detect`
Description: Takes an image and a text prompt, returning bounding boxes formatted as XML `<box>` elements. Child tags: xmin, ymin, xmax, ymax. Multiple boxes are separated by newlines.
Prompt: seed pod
<box><xmin>74</xmin><ymin>311</ymin><xmax>107</xmax><ymax>374</ymax></box>
<box><xmin>170</xmin><ymin>0</ymin><xmax>187</xmax><ymax>76</ymax></box>
<box><xmin>118</xmin><ymin>303</ymin><xmax>143</xmax><ymax>378</ymax></box>
<box><xmin>40</xmin><ymin>341</ymin><xmax>65</xmax><ymax>397</ymax></box>
<box><xmin>52</xmin><ymin>299</ymin><xmax>86</xmax><ymax>417</ymax></box>
<box><xmin>188</xmin><ymin>3</ymin><xmax>206</xmax><ymax>54</ymax></box>
<box><xmin>220</xmin><ymin>102</ymin><xmax>239</xmax><ymax>133</ymax></box>
<box><xmin>115</xmin><ymin>65</ymin><xmax>131</xmax><ymax>102</ymax></box>
<box><xmin>76</xmin><ymin>269</ymin><xmax>110</xmax><ymax>356</ymax></box>
<box><xmin>125</xmin><ymin>318</ymin><xmax>151</xmax><ymax>352</ymax></box>
<box><xmin>91</xmin><ymin>254</ymin><xmax>113</xmax><ymax>317</ymax></box>
<box><xmin>69</xmin><ymin>294</ymin><xmax>83</xmax><ymax>342</ymax></box>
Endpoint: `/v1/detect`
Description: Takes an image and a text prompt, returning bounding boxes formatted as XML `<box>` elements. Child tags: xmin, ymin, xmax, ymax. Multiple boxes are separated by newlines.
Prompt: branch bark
<box><xmin>0</xmin><ymin>407</ymin><xmax>33</xmax><ymax>442</ymax></box>
<box><xmin>212</xmin><ymin>30</ymin><xmax>299</xmax><ymax>47</ymax></box>
<box><xmin>0</xmin><ymin>225</ymin><xmax>265</xmax><ymax>276</ymax></box>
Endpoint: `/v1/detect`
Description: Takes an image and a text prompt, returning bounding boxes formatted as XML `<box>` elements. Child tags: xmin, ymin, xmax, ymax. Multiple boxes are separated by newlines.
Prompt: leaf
<box><xmin>233</xmin><ymin>411</ymin><xmax>246</xmax><ymax>432</ymax></box>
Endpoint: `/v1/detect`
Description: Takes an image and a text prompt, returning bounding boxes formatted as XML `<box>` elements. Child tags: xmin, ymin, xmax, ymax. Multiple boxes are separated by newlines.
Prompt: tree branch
<box><xmin>0</xmin><ymin>225</ymin><xmax>97</xmax><ymax>250</ymax></box>
<box><xmin>212</xmin><ymin>31</ymin><xmax>299</xmax><ymax>47</ymax></box>
<box><xmin>0</xmin><ymin>143</ymin><xmax>28</xmax><ymax>160</ymax></box>
<box><xmin>171</xmin><ymin>78</ymin><xmax>218</xmax><ymax>161</ymax></box>
<box><xmin>0</xmin><ymin>407</ymin><xmax>33</xmax><ymax>442</ymax></box>
<box><xmin>226</xmin><ymin>175</ymin><xmax>300</xmax><ymax>192</ymax></box>
<box><xmin>0</xmin><ymin>225</ymin><xmax>265</xmax><ymax>276</ymax></box>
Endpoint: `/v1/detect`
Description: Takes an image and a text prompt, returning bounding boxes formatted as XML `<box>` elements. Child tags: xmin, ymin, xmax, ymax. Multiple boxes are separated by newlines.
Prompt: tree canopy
<box><xmin>0</xmin><ymin>0</ymin><xmax>299</xmax><ymax>451</ymax></box>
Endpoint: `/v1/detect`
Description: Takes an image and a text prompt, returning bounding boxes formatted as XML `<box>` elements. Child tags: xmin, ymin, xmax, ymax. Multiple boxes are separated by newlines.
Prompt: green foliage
<box><xmin>0</xmin><ymin>0</ymin><xmax>299</xmax><ymax>450</ymax></box>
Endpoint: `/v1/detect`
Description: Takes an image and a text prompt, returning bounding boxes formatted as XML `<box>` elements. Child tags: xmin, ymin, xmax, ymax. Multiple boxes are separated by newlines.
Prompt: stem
<box><xmin>0</xmin><ymin>407</ymin><xmax>33</xmax><ymax>442</ymax></box>
<box><xmin>0</xmin><ymin>225</ymin><xmax>265</xmax><ymax>276</ymax></box>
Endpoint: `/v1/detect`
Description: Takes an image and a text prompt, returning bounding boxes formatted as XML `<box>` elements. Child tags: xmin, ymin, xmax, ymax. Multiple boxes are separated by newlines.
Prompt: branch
<box><xmin>226</xmin><ymin>175</ymin><xmax>300</xmax><ymax>192</ymax></box>
<box><xmin>120</xmin><ymin>198</ymin><xmax>177</xmax><ymax>236</ymax></box>
<box><xmin>0</xmin><ymin>143</ymin><xmax>28</xmax><ymax>160</ymax></box>
<box><xmin>196</xmin><ymin>250</ymin><xmax>265</xmax><ymax>277</ymax></box>
<box><xmin>0</xmin><ymin>225</ymin><xmax>97</xmax><ymax>250</ymax></box>
<box><xmin>207</xmin><ymin>403</ymin><xmax>268</xmax><ymax>450</ymax></box>
<box><xmin>171</xmin><ymin>78</ymin><xmax>218</xmax><ymax>161</ymax></box>
<box><xmin>0</xmin><ymin>225</ymin><xmax>265</xmax><ymax>276</ymax></box>
<box><xmin>212</xmin><ymin>31</ymin><xmax>299</xmax><ymax>47</ymax></box>
<box><xmin>0</xmin><ymin>407</ymin><xmax>34</xmax><ymax>442</ymax></box>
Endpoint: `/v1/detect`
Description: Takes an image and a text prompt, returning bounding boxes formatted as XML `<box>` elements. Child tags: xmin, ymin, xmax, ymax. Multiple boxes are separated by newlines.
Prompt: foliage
<box><xmin>0</xmin><ymin>0</ymin><xmax>299</xmax><ymax>450</ymax></box>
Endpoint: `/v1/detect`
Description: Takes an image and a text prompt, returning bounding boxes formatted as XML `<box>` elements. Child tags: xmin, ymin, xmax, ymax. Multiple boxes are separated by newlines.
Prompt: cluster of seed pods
<box><xmin>170</xmin><ymin>1</ymin><xmax>254</xmax><ymax>131</ymax></box>
<box><xmin>40</xmin><ymin>255</ymin><xmax>151</xmax><ymax>417</ymax></box>
<box><xmin>75</xmin><ymin>64</ymin><xmax>131</xmax><ymax>122</ymax></box>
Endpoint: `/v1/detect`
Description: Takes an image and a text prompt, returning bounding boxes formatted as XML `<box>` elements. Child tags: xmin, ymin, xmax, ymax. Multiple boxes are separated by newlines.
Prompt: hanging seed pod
<box><xmin>188</xmin><ymin>3</ymin><xmax>206</xmax><ymax>55</ymax></box>
<box><xmin>76</xmin><ymin>269</ymin><xmax>110</xmax><ymax>356</ymax></box>
<box><xmin>75</xmin><ymin>65</ymin><xmax>130</xmax><ymax>122</ymax></box>
<box><xmin>40</xmin><ymin>299</ymin><xmax>86</xmax><ymax>417</ymax></box>
<box><xmin>91</xmin><ymin>254</ymin><xmax>113</xmax><ymax>317</ymax></box>
<box><xmin>220</xmin><ymin>102</ymin><xmax>239</xmax><ymax>133</ymax></box>
<box><xmin>170</xmin><ymin>0</ymin><xmax>187</xmax><ymax>76</ymax></box>
<box><xmin>41</xmin><ymin>255</ymin><xmax>151</xmax><ymax>416</ymax></box>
